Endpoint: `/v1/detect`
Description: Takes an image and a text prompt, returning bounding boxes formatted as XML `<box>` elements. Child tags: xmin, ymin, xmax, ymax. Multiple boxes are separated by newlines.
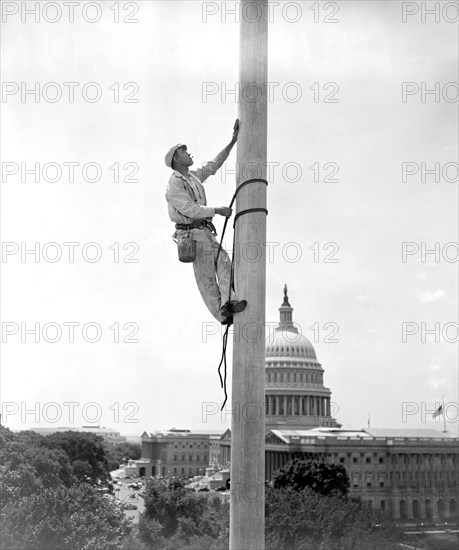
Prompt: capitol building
<box><xmin>139</xmin><ymin>287</ymin><xmax>458</xmax><ymax>522</ymax></box>
<box><xmin>264</xmin><ymin>286</ymin><xmax>340</xmax><ymax>431</ymax></box>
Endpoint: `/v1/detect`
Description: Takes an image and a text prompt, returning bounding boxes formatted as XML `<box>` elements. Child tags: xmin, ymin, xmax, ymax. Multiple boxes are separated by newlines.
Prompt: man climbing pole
<box><xmin>165</xmin><ymin>119</ymin><xmax>247</xmax><ymax>325</ymax></box>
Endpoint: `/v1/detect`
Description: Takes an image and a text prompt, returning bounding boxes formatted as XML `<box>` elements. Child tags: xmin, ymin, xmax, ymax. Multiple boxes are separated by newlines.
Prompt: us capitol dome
<box><xmin>264</xmin><ymin>285</ymin><xmax>341</xmax><ymax>430</ymax></box>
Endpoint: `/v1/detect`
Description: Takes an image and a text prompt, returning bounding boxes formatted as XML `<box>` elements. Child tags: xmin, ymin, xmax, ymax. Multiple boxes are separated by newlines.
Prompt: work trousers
<box><xmin>176</xmin><ymin>227</ymin><xmax>234</xmax><ymax>322</ymax></box>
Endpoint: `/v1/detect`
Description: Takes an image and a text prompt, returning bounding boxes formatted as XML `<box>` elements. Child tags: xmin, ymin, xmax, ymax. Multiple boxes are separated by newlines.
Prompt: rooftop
<box><xmin>267</xmin><ymin>427</ymin><xmax>458</xmax><ymax>444</ymax></box>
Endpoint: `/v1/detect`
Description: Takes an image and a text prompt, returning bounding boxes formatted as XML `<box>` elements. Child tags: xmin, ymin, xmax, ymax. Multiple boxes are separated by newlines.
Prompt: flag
<box><xmin>432</xmin><ymin>405</ymin><xmax>443</xmax><ymax>418</ymax></box>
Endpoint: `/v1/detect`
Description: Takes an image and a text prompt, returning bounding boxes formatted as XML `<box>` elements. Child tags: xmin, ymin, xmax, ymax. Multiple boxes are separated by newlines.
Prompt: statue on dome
<box><xmin>283</xmin><ymin>284</ymin><xmax>290</xmax><ymax>307</ymax></box>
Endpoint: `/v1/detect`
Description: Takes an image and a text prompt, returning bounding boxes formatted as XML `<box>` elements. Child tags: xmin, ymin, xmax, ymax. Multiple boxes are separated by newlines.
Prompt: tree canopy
<box><xmin>0</xmin><ymin>426</ymin><xmax>130</xmax><ymax>550</ymax></box>
<box><xmin>265</xmin><ymin>486</ymin><xmax>400</xmax><ymax>550</ymax></box>
<box><xmin>104</xmin><ymin>441</ymin><xmax>142</xmax><ymax>471</ymax></box>
<box><xmin>138</xmin><ymin>477</ymin><xmax>229</xmax><ymax>550</ymax></box>
<box><xmin>272</xmin><ymin>459</ymin><xmax>350</xmax><ymax>496</ymax></box>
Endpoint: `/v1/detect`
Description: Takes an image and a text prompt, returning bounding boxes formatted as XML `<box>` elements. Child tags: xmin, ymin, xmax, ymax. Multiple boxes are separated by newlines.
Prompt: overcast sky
<box><xmin>1</xmin><ymin>1</ymin><xmax>458</xmax><ymax>437</ymax></box>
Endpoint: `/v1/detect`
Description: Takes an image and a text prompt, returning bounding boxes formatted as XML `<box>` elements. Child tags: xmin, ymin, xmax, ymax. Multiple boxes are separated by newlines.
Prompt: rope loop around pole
<box><xmin>233</xmin><ymin>177</ymin><xmax>268</xmax><ymax>205</ymax></box>
<box><xmin>233</xmin><ymin>207</ymin><xmax>268</xmax><ymax>227</ymax></box>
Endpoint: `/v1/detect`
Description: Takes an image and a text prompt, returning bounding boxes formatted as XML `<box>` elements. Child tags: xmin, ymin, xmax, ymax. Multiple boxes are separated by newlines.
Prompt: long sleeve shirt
<box><xmin>165</xmin><ymin>147</ymin><xmax>230</xmax><ymax>224</ymax></box>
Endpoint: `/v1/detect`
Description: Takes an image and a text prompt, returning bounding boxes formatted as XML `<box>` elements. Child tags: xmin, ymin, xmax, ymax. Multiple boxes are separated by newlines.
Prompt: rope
<box><xmin>215</xmin><ymin>178</ymin><xmax>268</xmax><ymax>410</ymax></box>
<box><xmin>217</xmin><ymin>325</ymin><xmax>230</xmax><ymax>410</ymax></box>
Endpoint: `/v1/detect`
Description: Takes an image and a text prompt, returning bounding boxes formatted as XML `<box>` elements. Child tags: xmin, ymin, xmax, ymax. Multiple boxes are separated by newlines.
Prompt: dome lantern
<box><xmin>278</xmin><ymin>284</ymin><xmax>296</xmax><ymax>332</ymax></box>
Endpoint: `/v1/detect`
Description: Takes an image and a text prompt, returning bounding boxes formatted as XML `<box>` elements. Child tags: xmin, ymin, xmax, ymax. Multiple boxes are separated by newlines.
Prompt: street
<box><xmin>112</xmin><ymin>477</ymin><xmax>145</xmax><ymax>524</ymax></box>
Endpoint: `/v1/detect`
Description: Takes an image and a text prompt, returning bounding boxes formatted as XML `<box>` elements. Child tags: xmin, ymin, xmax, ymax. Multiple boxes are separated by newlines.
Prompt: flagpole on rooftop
<box><xmin>442</xmin><ymin>395</ymin><xmax>447</xmax><ymax>433</ymax></box>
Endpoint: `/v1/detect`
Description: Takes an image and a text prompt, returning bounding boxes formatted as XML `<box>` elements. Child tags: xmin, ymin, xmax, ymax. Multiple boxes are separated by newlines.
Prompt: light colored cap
<box><xmin>165</xmin><ymin>143</ymin><xmax>187</xmax><ymax>168</ymax></box>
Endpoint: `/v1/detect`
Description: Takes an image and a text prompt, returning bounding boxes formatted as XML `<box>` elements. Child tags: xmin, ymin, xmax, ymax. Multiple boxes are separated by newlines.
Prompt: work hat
<box><xmin>165</xmin><ymin>143</ymin><xmax>187</xmax><ymax>168</ymax></box>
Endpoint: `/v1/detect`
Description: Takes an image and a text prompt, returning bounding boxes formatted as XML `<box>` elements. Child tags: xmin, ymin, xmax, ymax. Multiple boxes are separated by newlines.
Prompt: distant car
<box><xmin>129</xmin><ymin>493</ymin><xmax>137</xmax><ymax>499</ymax></box>
<box><xmin>138</xmin><ymin>492</ymin><xmax>145</xmax><ymax>498</ymax></box>
<box><xmin>124</xmin><ymin>503</ymin><xmax>137</xmax><ymax>511</ymax></box>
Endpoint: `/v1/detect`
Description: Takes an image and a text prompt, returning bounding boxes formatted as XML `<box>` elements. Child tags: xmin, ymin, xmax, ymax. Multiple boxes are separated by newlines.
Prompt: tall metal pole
<box><xmin>230</xmin><ymin>2</ymin><xmax>267</xmax><ymax>549</ymax></box>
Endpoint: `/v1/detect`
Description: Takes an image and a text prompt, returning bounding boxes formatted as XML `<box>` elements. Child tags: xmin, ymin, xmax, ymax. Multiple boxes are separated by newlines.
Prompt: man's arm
<box><xmin>195</xmin><ymin>120</ymin><xmax>239</xmax><ymax>183</ymax></box>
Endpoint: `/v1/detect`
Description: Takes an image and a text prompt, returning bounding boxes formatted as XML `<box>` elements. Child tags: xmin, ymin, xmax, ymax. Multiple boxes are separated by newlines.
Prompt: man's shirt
<box><xmin>166</xmin><ymin>147</ymin><xmax>230</xmax><ymax>223</ymax></box>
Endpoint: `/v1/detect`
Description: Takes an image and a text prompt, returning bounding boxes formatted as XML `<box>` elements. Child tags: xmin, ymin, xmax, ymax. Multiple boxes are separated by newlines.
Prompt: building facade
<box><xmin>138</xmin><ymin>429</ymin><xmax>223</xmax><ymax>478</ymax></box>
<box><xmin>216</xmin><ymin>426</ymin><xmax>458</xmax><ymax>521</ymax></box>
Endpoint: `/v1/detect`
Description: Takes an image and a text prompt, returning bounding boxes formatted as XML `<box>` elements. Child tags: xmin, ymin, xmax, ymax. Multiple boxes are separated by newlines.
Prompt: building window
<box><xmin>189</xmin><ymin>455</ymin><xmax>193</xmax><ymax>461</ymax></box>
<box><xmin>197</xmin><ymin>455</ymin><xmax>200</xmax><ymax>462</ymax></box>
<box><xmin>181</xmin><ymin>455</ymin><xmax>185</xmax><ymax>461</ymax></box>
<box><xmin>381</xmin><ymin>500</ymin><xmax>385</xmax><ymax>510</ymax></box>
<box><xmin>181</xmin><ymin>467</ymin><xmax>185</xmax><ymax>474</ymax></box>
<box><xmin>366</xmin><ymin>457</ymin><xmax>371</xmax><ymax>464</ymax></box>
<box><xmin>380</xmin><ymin>481</ymin><xmax>384</xmax><ymax>488</ymax></box>
<box><xmin>174</xmin><ymin>455</ymin><xmax>178</xmax><ymax>461</ymax></box>
<box><xmin>204</xmin><ymin>454</ymin><xmax>208</xmax><ymax>461</ymax></box>
<box><xmin>173</xmin><ymin>467</ymin><xmax>177</xmax><ymax>475</ymax></box>
<box><xmin>367</xmin><ymin>482</ymin><xmax>372</xmax><ymax>488</ymax></box>
<box><xmin>353</xmin><ymin>457</ymin><xmax>358</xmax><ymax>464</ymax></box>
<box><xmin>340</xmin><ymin>457</ymin><xmax>345</xmax><ymax>464</ymax></box>
<box><xmin>379</xmin><ymin>457</ymin><xmax>384</xmax><ymax>464</ymax></box>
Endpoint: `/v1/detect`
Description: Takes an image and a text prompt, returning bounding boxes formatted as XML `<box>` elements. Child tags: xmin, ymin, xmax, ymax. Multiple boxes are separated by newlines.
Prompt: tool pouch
<box><xmin>177</xmin><ymin>231</ymin><xmax>197</xmax><ymax>263</ymax></box>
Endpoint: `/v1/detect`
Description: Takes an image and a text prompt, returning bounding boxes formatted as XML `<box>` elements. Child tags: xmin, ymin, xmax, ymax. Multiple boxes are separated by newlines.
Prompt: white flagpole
<box><xmin>442</xmin><ymin>395</ymin><xmax>447</xmax><ymax>433</ymax></box>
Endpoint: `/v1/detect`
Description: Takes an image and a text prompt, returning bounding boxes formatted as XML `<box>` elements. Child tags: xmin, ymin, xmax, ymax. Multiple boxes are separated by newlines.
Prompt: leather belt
<box><xmin>175</xmin><ymin>219</ymin><xmax>217</xmax><ymax>235</ymax></box>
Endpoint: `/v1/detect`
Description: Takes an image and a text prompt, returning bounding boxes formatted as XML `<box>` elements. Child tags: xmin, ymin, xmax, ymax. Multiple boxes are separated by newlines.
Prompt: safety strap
<box><xmin>215</xmin><ymin>178</ymin><xmax>268</xmax><ymax>410</ymax></box>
